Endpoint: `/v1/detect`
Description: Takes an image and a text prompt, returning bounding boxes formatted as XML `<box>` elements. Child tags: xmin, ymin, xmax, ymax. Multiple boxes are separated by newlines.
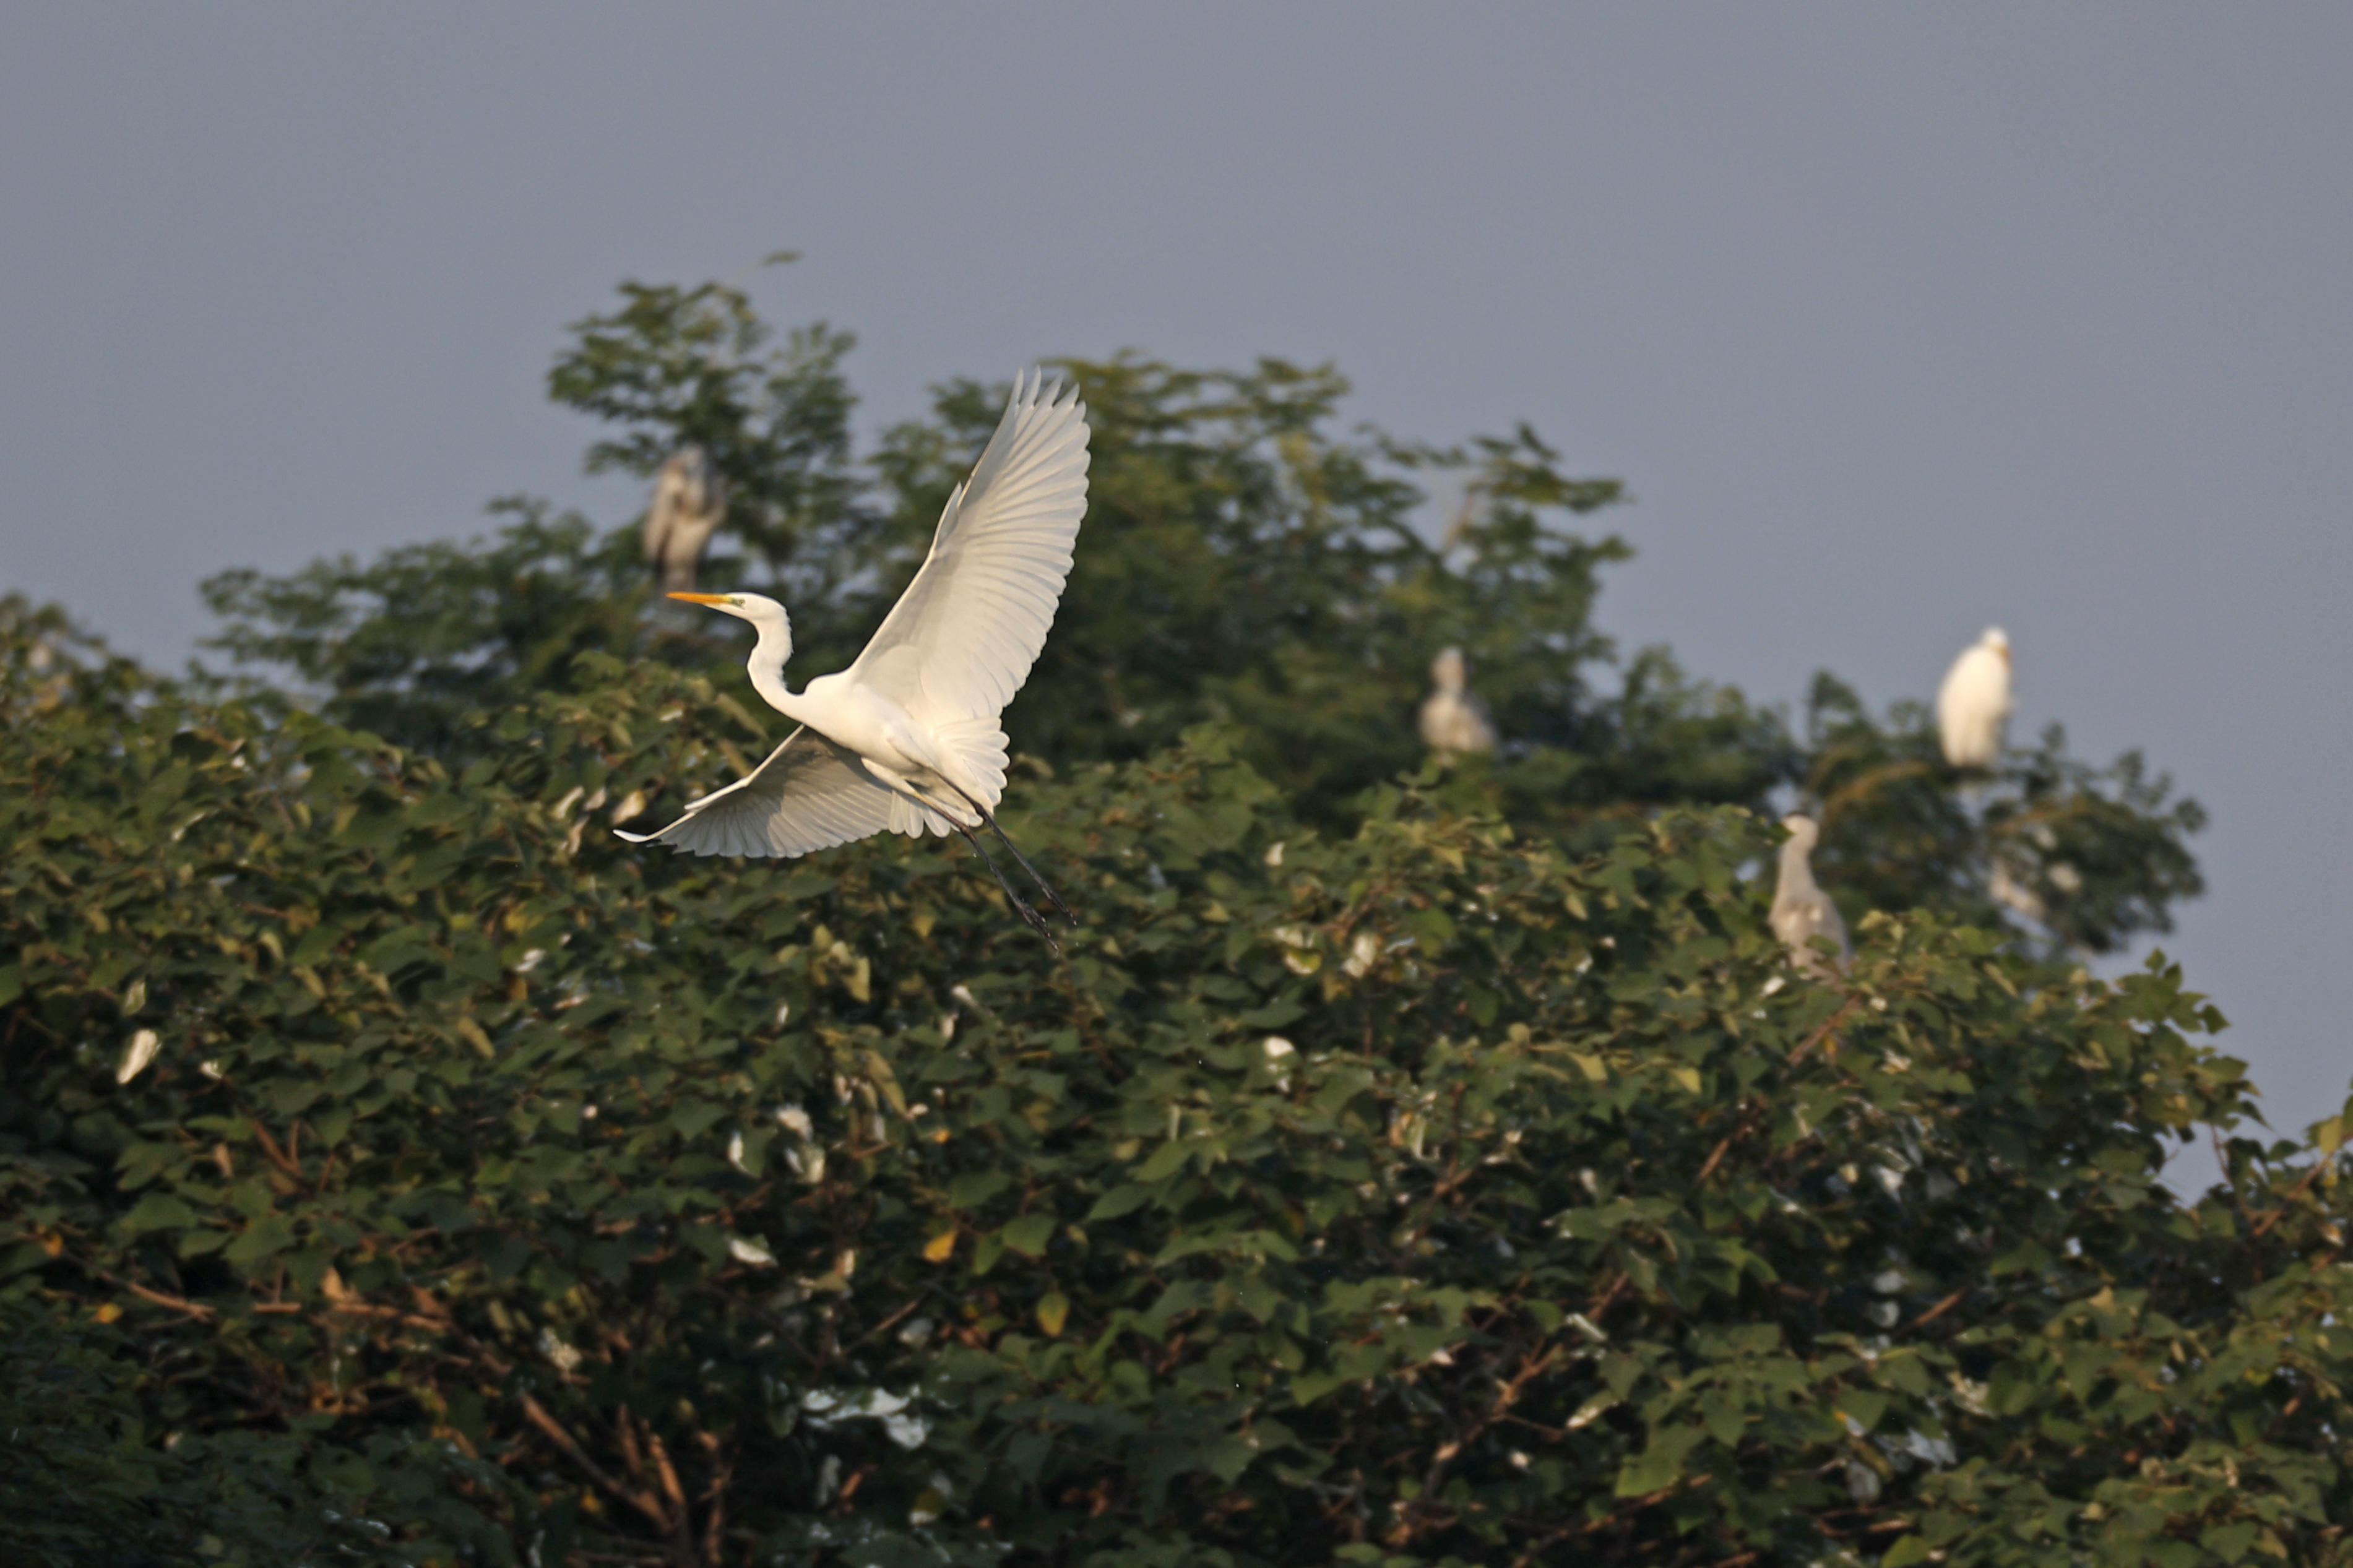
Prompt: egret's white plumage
<box><xmin>643</xmin><ymin>445</ymin><xmax>728</xmax><ymax>593</ymax></box>
<box><xmin>1936</xmin><ymin>627</ymin><xmax>2012</xmax><ymax>769</ymax></box>
<box><xmin>1418</xmin><ymin>647</ymin><xmax>1498</xmax><ymax>757</ymax></box>
<box><xmin>619</xmin><ymin>373</ymin><xmax>1090</xmax><ymax>937</ymax></box>
<box><xmin>1769</xmin><ymin>814</ymin><xmax>1849</xmax><ymax>978</ymax></box>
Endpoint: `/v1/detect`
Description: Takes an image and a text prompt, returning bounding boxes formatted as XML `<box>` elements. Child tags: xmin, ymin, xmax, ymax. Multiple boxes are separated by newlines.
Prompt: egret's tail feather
<box><xmin>930</xmin><ymin>717</ymin><xmax>1009</xmax><ymax>808</ymax></box>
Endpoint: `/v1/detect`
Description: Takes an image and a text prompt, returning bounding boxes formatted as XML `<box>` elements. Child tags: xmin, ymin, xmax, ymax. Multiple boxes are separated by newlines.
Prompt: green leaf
<box><xmin>1001</xmin><ymin>1213</ymin><xmax>1056</xmax><ymax>1259</ymax></box>
<box><xmin>1135</xmin><ymin>1140</ymin><xmax>1194</xmax><ymax>1181</ymax></box>
<box><xmin>222</xmin><ymin>1215</ymin><xmax>297</xmax><ymax>1267</ymax></box>
<box><xmin>1615</xmin><ymin>1424</ymin><xmax>1705</xmax><ymax>1496</ymax></box>
<box><xmin>1086</xmin><ymin>1184</ymin><xmax>1154</xmax><ymax>1221</ymax></box>
<box><xmin>1839</xmin><ymin>1388</ymin><xmax>1888</xmax><ymax>1432</ymax></box>
<box><xmin>118</xmin><ymin>1192</ymin><xmax>198</xmax><ymax>1236</ymax></box>
<box><xmin>1880</xmin><ymin>1536</ymin><xmax>1932</xmax><ymax>1568</ymax></box>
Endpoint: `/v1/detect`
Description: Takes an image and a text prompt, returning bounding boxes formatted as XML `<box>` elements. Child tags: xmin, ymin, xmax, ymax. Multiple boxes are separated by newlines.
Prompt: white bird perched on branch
<box><xmin>619</xmin><ymin>373</ymin><xmax>1090</xmax><ymax>944</ymax></box>
<box><xmin>1418</xmin><ymin>647</ymin><xmax>1498</xmax><ymax>757</ymax></box>
<box><xmin>1769</xmin><ymin>814</ymin><xmax>1849</xmax><ymax>978</ymax></box>
<box><xmin>1936</xmin><ymin>627</ymin><xmax>2012</xmax><ymax>769</ymax></box>
<box><xmin>643</xmin><ymin>445</ymin><xmax>728</xmax><ymax>593</ymax></box>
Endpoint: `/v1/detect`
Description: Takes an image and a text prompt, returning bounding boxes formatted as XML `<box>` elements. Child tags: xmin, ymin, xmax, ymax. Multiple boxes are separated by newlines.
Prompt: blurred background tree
<box><xmin>199</xmin><ymin>267</ymin><xmax>2201</xmax><ymax>961</ymax></box>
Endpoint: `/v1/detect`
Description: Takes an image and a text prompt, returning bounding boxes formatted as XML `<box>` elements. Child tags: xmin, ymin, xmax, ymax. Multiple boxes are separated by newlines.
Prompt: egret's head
<box><xmin>1431</xmin><ymin>647</ymin><xmax>1467</xmax><ymax>690</ymax></box>
<box><xmin>668</xmin><ymin>591</ymin><xmax>772</xmax><ymax>622</ymax></box>
<box><xmin>1781</xmin><ymin>812</ymin><xmax>1820</xmax><ymax>850</ymax></box>
<box><xmin>1983</xmin><ymin>626</ymin><xmax>2010</xmax><ymax>655</ymax></box>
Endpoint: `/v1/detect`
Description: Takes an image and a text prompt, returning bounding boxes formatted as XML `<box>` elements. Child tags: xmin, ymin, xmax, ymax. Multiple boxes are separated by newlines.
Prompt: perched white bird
<box><xmin>620</xmin><ymin>373</ymin><xmax>1090</xmax><ymax>941</ymax></box>
<box><xmin>1936</xmin><ymin>627</ymin><xmax>2012</xmax><ymax>769</ymax></box>
<box><xmin>1769</xmin><ymin>814</ymin><xmax>1849</xmax><ymax>978</ymax></box>
<box><xmin>643</xmin><ymin>445</ymin><xmax>729</xmax><ymax>593</ymax></box>
<box><xmin>1418</xmin><ymin>647</ymin><xmax>1498</xmax><ymax>757</ymax></box>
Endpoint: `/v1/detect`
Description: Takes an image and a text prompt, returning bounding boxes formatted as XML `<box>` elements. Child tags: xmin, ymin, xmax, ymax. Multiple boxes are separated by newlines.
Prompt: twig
<box><xmin>1909</xmin><ymin>1288</ymin><xmax>1967</xmax><ymax>1330</ymax></box>
<box><xmin>1788</xmin><ymin>997</ymin><xmax>1861</xmax><ymax>1066</ymax></box>
<box><xmin>519</xmin><ymin>1392</ymin><xmax>671</xmax><ymax>1533</ymax></box>
<box><xmin>126</xmin><ymin>1280</ymin><xmax>217</xmax><ymax>1320</ymax></box>
<box><xmin>2250</xmin><ymin>1151</ymin><xmax>2341</xmax><ymax>1240</ymax></box>
<box><xmin>247</xmin><ymin>1118</ymin><xmax>303</xmax><ymax>1181</ymax></box>
<box><xmin>1508</xmin><ymin>1476</ymin><xmax>1714</xmax><ymax>1568</ymax></box>
<box><xmin>696</xmin><ymin>1429</ymin><xmax>730</xmax><ymax>1567</ymax></box>
<box><xmin>844</xmin><ymin>1296</ymin><xmax>928</xmax><ymax>1354</ymax></box>
<box><xmin>51</xmin><ymin>1254</ymin><xmax>217</xmax><ymax>1321</ymax></box>
<box><xmin>1696</xmin><ymin>1125</ymin><xmax>1746</xmax><ymax>1185</ymax></box>
<box><xmin>645</xmin><ymin>1427</ymin><xmax>699</xmax><ymax>1564</ymax></box>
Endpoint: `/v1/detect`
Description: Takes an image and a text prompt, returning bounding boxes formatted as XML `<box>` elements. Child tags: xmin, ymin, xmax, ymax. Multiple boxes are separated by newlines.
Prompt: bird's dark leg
<box><xmin>938</xmin><ymin>783</ymin><xmax>1076</xmax><ymax>927</ymax></box>
<box><xmin>948</xmin><ymin>820</ymin><xmax>1059</xmax><ymax>950</ymax></box>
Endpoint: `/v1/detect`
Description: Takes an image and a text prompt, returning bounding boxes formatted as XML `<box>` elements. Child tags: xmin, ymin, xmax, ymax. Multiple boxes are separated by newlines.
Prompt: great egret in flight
<box><xmin>644</xmin><ymin>445</ymin><xmax>729</xmax><ymax>593</ymax></box>
<box><xmin>1769</xmin><ymin>814</ymin><xmax>1849</xmax><ymax>978</ymax></box>
<box><xmin>619</xmin><ymin>373</ymin><xmax>1090</xmax><ymax>943</ymax></box>
<box><xmin>1418</xmin><ymin>647</ymin><xmax>1498</xmax><ymax>757</ymax></box>
<box><xmin>1936</xmin><ymin>627</ymin><xmax>2011</xmax><ymax>769</ymax></box>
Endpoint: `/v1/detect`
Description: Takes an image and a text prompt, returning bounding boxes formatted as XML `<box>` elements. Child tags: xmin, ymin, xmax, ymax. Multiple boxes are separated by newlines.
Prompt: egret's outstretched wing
<box><xmin>848</xmin><ymin>371</ymin><xmax>1090</xmax><ymax>723</ymax></box>
<box><xmin>615</xmin><ymin>727</ymin><xmax>906</xmax><ymax>858</ymax></box>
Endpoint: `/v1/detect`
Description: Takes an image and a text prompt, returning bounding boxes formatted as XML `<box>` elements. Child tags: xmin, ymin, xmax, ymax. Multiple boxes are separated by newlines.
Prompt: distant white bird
<box><xmin>1936</xmin><ymin>627</ymin><xmax>2012</xmax><ymax>769</ymax></box>
<box><xmin>1418</xmin><ymin>648</ymin><xmax>1498</xmax><ymax>757</ymax></box>
<box><xmin>643</xmin><ymin>445</ymin><xmax>729</xmax><ymax>593</ymax></box>
<box><xmin>620</xmin><ymin>373</ymin><xmax>1089</xmax><ymax>942</ymax></box>
<box><xmin>1770</xmin><ymin>814</ymin><xmax>1849</xmax><ymax>978</ymax></box>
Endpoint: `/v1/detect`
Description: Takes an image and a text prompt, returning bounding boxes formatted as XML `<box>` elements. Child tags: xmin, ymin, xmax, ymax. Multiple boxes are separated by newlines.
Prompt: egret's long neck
<box><xmin>743</xmin><ymin>611</ymin><xmax>810</xmax><ymax>722</ymax></box>
<box><xmin>1779</xmin><ymin>837</ymin><xmax>1818</xmax><ymax>896</ymax></box>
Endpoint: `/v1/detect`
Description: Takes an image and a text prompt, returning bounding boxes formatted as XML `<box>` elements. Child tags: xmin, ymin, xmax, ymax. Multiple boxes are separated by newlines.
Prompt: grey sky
<box><xmin>5</xmin><ymin>6</ymin><xmax>2347</xmax><ymax>1183</ymax></box>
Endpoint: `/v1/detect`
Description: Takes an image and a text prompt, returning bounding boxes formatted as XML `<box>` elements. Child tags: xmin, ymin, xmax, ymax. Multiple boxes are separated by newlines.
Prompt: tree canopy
<box><xmin>4</xmin><ymin>272</ymin><xmax>2333</xmax><ymax>1568</ymax></box>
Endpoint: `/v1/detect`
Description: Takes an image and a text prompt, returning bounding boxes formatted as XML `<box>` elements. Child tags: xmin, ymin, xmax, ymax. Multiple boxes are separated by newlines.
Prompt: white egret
<box><xmin>1769</xmin><ymin>814</ymin><xmax>1849</xmax><ymax>978</ymax></box>
<box><xmin>1936</xmin><ymin>627</ymin><xmax>2012</xmax><ymax>769</ymax></box>
<box><xmin>1418</xmin><ymin>647</ymin><xmax>1498</xmax><ymax>757</ymax></box>
<box><xmin>643</xmin><ymin>445</ymin><xmax>729</xmax><ymax>593</ymax></box>
<box><xmin>619</xmin><ymin>373</ymin><xmax>1090</xmax><ymax>943</ymax></box>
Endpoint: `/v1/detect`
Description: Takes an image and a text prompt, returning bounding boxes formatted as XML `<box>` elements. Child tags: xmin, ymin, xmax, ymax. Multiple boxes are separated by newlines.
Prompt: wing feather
<box><xmin>848</xmin><ymin>371</ymin><xmax>1090</xmax><ymax>723</ymax></box>
<box><xmin>615</xmin><ymin>727</ymin><xmax>902</xmax><ymax>858</ymax></box>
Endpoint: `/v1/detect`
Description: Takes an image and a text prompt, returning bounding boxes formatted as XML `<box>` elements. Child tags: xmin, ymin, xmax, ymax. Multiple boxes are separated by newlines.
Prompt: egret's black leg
<box><xmin>936</xmin><ymin>783</ymin><xmax>1077</xmax><ymax>927</ymax></box>
<box><xmin>950</xmin><ymin>820</ymin><xmax>1058</xmax><ymax>950</ymax></box>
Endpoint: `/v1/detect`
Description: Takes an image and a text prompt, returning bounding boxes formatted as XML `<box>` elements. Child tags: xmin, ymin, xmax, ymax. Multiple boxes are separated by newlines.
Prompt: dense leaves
<box><xmin>6</xmin><ymin>593</ymin><xmax>2351</xmax><ymax>1566</ymax></box>
<box><xmin>2</xmin><ymin>267</ymin><xmax>2284</xmax><ymax>1564</ymax></box>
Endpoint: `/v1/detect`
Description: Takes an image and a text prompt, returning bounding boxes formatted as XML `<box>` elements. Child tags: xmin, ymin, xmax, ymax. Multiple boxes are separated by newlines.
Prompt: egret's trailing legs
<box><xmin>940</xmin><ymin>782</ymin><xmax>1077</xmax><ymax>927</ymax></box>
<box><xmin>945</xmin><ymin>818</ymin><xmax>1060</xmax><ymax>949</ymax></box>
<box><xmin>897</xmin><ymin>772</ymin><xmax>1074</xmax><ymax>937</ymax></box>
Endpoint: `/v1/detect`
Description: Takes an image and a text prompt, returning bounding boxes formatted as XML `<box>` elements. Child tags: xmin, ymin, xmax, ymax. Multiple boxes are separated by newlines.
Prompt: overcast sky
<box><xmin>4</xmin><ymin>6</ymin><xmax>2346</xmax><ymax>1186</ymax></box>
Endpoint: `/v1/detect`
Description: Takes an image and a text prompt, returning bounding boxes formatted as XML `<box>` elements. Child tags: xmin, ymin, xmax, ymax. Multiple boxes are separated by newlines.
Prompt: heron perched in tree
<box><xmin>618</xmin><ymin>373</ymin><xmax>1090</xmax><ymax>944</ymax></box>
<box><xmin>1936</xmin><ymin>627</ymin><xmax>2012</xmax><ymax>769</ymax></box>
<box><xmin>1770</xmin><ymin>814</ymin><xmax>1849</xmax><ymax>978</ymax></box>
<box><xmin>643</xmin><ymin>445</ymin><xmax>729</xmax><ymax>593</ymax></box>
<box><xmin>1418</xmin><ymin>647</ymin><xmax>1498</xmax><ymax>757</ymax></box>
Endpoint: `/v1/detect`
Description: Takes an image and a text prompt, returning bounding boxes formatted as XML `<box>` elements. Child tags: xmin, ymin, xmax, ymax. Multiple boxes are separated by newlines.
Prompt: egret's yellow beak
<box><xmin>668</xmin><ymin>592</ymin><xmax>730</xmax><ymax>606</ymax></box>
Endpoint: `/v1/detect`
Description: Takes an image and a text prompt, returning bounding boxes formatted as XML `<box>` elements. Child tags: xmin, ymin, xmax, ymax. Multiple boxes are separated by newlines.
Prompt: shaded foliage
<box><xmin>1800</xmin><ymin>673</ymin><xmax>2207</xmax><ymax>957</ymax></box>
<box><xmin>201</xmin><ymin>501</ymin><xmax>651</xmax><ymax>759</ymax></box>
<box><xmin>5</xmin><ymin>600</ymin><xmax>2349</xmax><ymax>1567</ymax></box>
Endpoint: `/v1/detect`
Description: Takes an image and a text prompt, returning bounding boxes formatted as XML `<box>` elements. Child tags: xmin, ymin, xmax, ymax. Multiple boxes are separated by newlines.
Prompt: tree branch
<box><xmin>519</xmin><ymin>1392</ymin><xmax>671</xmax><ymax>1535</ymax></box>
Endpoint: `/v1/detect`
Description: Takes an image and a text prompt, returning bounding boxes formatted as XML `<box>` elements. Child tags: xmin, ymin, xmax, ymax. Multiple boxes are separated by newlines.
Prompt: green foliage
<box><xmin>200</xmin><ymin>500</ymin><xmax>654</xmax><ymax>758</ymax></box>
<box><xmin>5</xmin><ymin>598</ymin><xmax>2347</xmax><ymax>1566</ymax></box>
<box><xmin>0</xmin><ymin>1298</ymin><xmax>507</xmax><ymax>1568</ymax></box>
<box><xmin>1802</xmin><ymin>673</ymin><xmax>2207</xmax><ymax>957</ymax></box>
<box><xmin>19</xmin><ymin>266</ymin><xmax>2234</xmax><ymax>1562</ymax></box>
<box><xmin>545</xmin><ymin>266</ymin><xmax>868</xmax><ymax>597</ymax></box>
